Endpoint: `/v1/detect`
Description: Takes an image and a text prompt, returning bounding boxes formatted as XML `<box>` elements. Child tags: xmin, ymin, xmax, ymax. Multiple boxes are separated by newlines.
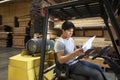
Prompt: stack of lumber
<box><xmin>0</xmin><ymin>32</ymin><xmax>8</xmax><ymax>47</ymax></box>
<box><xmin>18</xmin><ymin>17</ymin><xmax>30</xmax><ymax>27</ymax></box>
<box><xmin>13</xmin><ymin>27</ymin><xmax>27</xmax><ymax>48</ymax></box>
<box><xmin>12</xmin><ymin>17</ymin><xmax>30</xmax><ymax>48</ymax></box>
<box><xmin>54</xmin><ymin>17</ymin><xmax>108</xmax><ymax>37</ymax></box>
<box><xmin>73</xmin><ymin>37</ymin><xmax>112</xmax><ymax>47</ymax></box>
<box><xmin>0</xmin><ymin>25</ymin><xmax>12</xmax><ymax>47</ymax></box>
<box><xmin>54</xmin><ymin>17</ymin><xmax>105</xmax><ymax>28</ymax></box>
<box><xmin>0</xmin><ymin>25</ymin><xmax>4</xmax><ymax>32</ymax></box>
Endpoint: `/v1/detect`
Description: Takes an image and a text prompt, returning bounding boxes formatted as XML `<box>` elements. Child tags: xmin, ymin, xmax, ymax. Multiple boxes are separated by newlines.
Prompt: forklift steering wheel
<box><xmin>92</xmin><ymin>45</ymin><xmax>111</xmax><ymax>60</ymax></box>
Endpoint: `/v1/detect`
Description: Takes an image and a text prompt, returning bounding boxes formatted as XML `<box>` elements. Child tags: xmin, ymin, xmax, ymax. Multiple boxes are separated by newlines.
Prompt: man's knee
<box><xmin>91</xmin><ymin>70</ymin><xmax>104</xmax><ymax>80</ymax></box>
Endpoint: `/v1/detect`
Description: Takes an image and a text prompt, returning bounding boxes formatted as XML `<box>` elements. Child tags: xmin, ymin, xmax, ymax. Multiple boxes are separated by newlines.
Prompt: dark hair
<box><xmin>61</xmin><ymin>21</ymin><xmax>75</xmax><ymax>30</ymax></box>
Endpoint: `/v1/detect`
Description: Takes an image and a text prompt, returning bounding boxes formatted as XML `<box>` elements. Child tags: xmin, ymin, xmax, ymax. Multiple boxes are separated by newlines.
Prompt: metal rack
<box><xmin>39</xmin><ymin>0</ymin><xmax>120</xmax><ymax>79</ymax></box>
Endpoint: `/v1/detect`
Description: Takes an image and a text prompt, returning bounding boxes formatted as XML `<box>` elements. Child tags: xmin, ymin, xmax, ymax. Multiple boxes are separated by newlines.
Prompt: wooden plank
<box><xmin>73</xmin><ymin>37</ymin><xmax>112</xmax><ymax>47</ymax></box>
<box><xmin>13</xmin><ymin>35</ymin><xmax>26</xmax><ymax>39</ymax></box>
<box><xmin>13</xmin><ymin>27</ymin><xmax>26</xmax><ymax>33</ymax></box>
<box><xmin>0</xmin><ymin>33</ymin><xmax>8</xmax><ymax>39</ymax></box>
<box><xmin>12</xmin><ymin>45</ymin><xmax>25</xmax><ymax>48</ymax></box>
<box><xmin>18</xmin><ymin>17</ymin><xmax>30</xmax><ymax>22</ymax></box>
<box><xmin>85</xmin><ymin>30</ymin><xmax>102</xmax><ymax>37</ymax></box>
<box><xmin>0</xmin><ymin>39</ymin><xmax>7</xmax><ymax>47</ymax></box>
<box><xmin>13</xmin><ymin>33</ymin><xmax>27</xmax><ymax>36</ymax></box>
<box><xmin>75</xmin><ymin>31</ymin><xmax>83</xmax><ymax>37</ymax></box>
<box><xmin>13</xmin><ymin>38</ymin><xmax>25</xmax><ymax>46</ymax></box>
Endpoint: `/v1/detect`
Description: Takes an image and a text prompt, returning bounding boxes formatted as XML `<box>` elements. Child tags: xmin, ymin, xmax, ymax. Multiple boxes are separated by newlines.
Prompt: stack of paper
<box><xmin>82</xmin><ymin>36</ymin><xmax>96</xmax><ymax>52</ymax></box>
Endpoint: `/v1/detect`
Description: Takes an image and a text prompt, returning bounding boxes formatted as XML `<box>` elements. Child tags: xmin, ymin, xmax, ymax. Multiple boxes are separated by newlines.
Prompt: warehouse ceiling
<box><xmin>0</xmin><ymin>0</ymin><xmax>67</xmax><ymax>4</ymax></box>
<box><xmin>47</xmin><ymin>0</ymin><xmax>102</xmax><ymax>20</ymax></box>
<box><xmin>0</xmin><ymin>0</ymin><xmax>32</xmax><ymax>4</ymax></box>
<box><xmin>0</xmin><ymin>0</ymin><xmax>10</xmax><ymax>3</ymax></box>
<box><xmin>48</xmin><ymin>0</ymin><xmax>120</xmax><ymax>20</ymax></box>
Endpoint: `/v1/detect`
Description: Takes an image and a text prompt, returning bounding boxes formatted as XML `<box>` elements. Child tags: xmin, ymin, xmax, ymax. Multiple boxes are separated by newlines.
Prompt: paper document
<box><xmin>82</xmin><ymin>36</ymin><xmax>96</xmax><ymax>52</ymax></box>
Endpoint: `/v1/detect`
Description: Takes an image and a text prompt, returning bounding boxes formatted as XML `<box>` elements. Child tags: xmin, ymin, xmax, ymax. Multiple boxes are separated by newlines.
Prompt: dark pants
<box><xmin>69</xmin><ymin>60</ymin><xmax>107</xmax><ymax>80</ymax></box>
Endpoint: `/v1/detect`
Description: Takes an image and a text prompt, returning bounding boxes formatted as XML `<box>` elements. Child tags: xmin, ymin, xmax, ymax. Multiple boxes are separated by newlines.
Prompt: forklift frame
<box><xmin>39</xmin><ymin>0</ymin><xmax>120</xmax><ymax>80</ymax></box>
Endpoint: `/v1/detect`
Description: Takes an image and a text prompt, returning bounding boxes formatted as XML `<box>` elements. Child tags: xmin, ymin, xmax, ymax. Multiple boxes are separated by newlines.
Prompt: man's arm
<box><xmin>57</xmin><ymin>48</ymin><xmax>84</xmax><ymax>64</ymax></box>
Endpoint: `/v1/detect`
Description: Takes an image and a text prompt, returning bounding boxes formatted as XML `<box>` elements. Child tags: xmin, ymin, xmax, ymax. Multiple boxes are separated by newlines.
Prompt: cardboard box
<box><xmin>8</xmin><ymin>54</ymin><xmax>46</xmax><ymax>80</ymax></box>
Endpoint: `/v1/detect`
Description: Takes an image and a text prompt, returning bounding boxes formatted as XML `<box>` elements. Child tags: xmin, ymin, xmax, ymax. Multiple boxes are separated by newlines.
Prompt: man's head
<box><xmin>61</xmin><ymin>21</ymin><xmax>75</xmax><ymax>38</ymax></box>
<box><xmin>62</xmin><ymin>21</ymin><xmax>75</xmax><ymax>30</ymax></box>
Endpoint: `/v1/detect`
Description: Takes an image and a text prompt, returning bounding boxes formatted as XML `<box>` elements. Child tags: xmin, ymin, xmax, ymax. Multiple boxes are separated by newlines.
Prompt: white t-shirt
<box><xmin>54</xmin><ymin>37</ymin><xmax>77</xmax><ymax>64</ymax></box>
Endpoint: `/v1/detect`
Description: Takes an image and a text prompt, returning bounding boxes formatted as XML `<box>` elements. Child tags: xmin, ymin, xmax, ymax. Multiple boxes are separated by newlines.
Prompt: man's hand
<box><xmin>84</xmin><ymin>55</ymin><xmax>89</xmax><ymax>59</ymax></box>
<box><xmin>74</xmin><ymin>48</ymin><xmax>84</xmax><ymax>56</ymax></box>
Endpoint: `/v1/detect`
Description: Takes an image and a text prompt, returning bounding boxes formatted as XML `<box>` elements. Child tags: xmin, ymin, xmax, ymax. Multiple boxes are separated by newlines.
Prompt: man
<box><xmin>54</xmin><ymin>21</ymin><xmax>107</xmax><ymax>80</ymax></box>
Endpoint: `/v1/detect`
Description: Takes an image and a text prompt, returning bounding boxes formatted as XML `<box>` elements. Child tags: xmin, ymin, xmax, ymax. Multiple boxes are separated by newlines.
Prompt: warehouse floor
<box><xmin>0</xmin><ymin>47</ymin><xmax>22</xmax><ymax>80</ymax></box>
<box><xmin>0</xmin><ymin>47</ymin><xmax>118</xmax><ymax>80</ymax></box>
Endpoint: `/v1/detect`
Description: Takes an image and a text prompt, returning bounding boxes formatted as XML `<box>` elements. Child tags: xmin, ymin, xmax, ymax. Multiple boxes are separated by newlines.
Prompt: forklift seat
<box><xmin>52</xmin><ymin>52</ymin><xmax>89</xmax><ymax>80</ymax></box>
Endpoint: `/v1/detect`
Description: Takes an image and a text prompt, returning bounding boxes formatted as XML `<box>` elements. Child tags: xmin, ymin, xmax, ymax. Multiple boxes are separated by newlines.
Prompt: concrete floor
<box><xmin>0</xmin><ymin>47</ymin><xmax>118</xmax><ymax>80</ymax></box>
<box><xmin>0</xmin><ymin>47</ymin><xmax>22</xmax><ymax>80</ymax></box>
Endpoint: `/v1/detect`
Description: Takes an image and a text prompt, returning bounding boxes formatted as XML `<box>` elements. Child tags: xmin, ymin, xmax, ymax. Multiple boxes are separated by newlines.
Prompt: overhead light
<box><xmin>0</xmin><ymin>0</ymin><xmax>11</xmax><ymax>3</ymax></box>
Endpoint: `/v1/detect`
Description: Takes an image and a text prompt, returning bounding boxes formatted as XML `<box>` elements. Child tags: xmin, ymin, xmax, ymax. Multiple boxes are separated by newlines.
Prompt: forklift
<box><xmin>30</xmin><ymin>0</ymin><xmax>120</xmax><ymax>80</ymax></box>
